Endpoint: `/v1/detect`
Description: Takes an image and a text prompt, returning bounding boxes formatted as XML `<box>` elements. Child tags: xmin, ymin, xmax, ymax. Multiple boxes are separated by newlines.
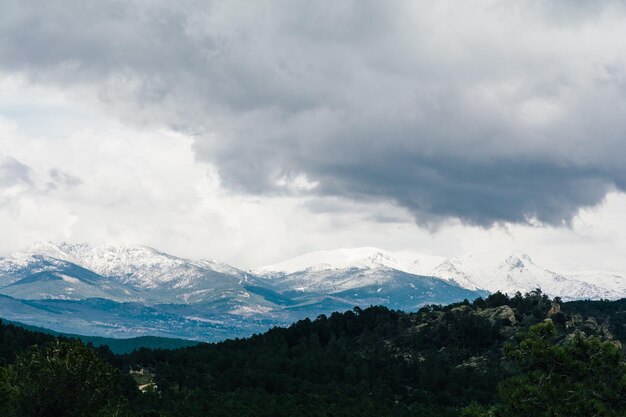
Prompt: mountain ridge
<box><xmin>0</xmin><ymin>242</ymin><xmax>624</xmax><ymax>341</ymax></box>
<box><xmin>258</xmin><ymin>246</ymin><xmax>626</xmax><ymax>300</ymax></box>
<box><xmin>5</xmin><ymin>242</ymin><xmax>626</xmax><ymax>301</ymax></box>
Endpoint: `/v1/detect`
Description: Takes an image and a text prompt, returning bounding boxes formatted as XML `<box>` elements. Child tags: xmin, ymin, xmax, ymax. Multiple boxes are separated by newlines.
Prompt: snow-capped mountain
<box><xmin>254</xmin><ymin>247</ymin><xmax>445</xmax><ymax>277</ymax></box>
<box><xmin>9</xmin><ymin>242</ymin><xmax>273</xmax><ymax>305</ymax></box>
<box><xmin>21</xmin><ymin>242</ymin><xmax>245</xmax><ymax>288</ymax></box>
<box><xmin>258</xmin><ymin>247</ymin><xmax>626</xmax><ymax>301</ymax></box>
<box><xmin>252</xmin><ymin>247</ymin><xmax>490</xmax><ymax>309</ymax></box>
<box><xmin>0</xmin><ymin>254</ymin><xmax>139</xmax><ymax>301</ymax></box>
<box><xmin>0</xmin><ymin>242</ymin><xmax>486</xmax><ymax>340</ymax></box>
<box><xmin>1</xmin><ymin>242</ymin><xmax>624</xmax><ymax>341</ymax></box>
<box><xmin>10</xmin><ymin>243</ymin><xmax>622</xmax><ymax>303</ymax></box>
<box><xmin>430</xmin><ymin>251</ymin><xmax>625</xmax><ymax>300</ymax></box>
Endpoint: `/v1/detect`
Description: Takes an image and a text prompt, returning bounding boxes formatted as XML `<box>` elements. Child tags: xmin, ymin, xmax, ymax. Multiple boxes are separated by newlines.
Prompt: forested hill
<box><xmin>2</xmin><ymin>319</ymin><xmax>200</xmax><ymax>354</ymax></box>
<box><xmin>1</xmin><ymin>291</ymin><xmax>626</xmax><ymax>416</ymax></box>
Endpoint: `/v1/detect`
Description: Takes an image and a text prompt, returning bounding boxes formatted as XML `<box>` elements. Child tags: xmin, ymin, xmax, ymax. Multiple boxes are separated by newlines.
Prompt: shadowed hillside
<box><xmin>1</xmin><ymin>291</ymin><xmax>625</xmax><ymax>416</ymax></box>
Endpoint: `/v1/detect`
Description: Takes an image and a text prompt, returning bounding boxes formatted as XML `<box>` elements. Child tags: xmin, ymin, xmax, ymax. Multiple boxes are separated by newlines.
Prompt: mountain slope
<box><xmin>0</xmin><ymin>254</ymin><xmax>139</xmax><ymax>301</ymax></box>
<box><xmin>432</xmin><ymin>251</ymin><xmax>625</xmax><ymax>300</ymax></box>
<box><xmin>0</xmin><ymin>243</ymin><xmax>486</xmax><ymax>341</ymax></box>
<box><xmin>259</xmin><ymin>247</ymin><xmax>626</xmax><ymax>300</ymax></box>
<box><xmin>6</xmin><ymin>243</ymin><xmax>275</xmax><ymax>305</ymax></box>
<box><xmin>2</xmin><ymin>242</ymin><xmax>624</xmax><ymax>342</ymax></box>
<box><xmin>254</xmin><ymin>247</ymin><xmax>445</xmax><ymax>276</ymax></box>
<box><xmin>117</xmin><ymin>293</ymin><xmax>626</xmax><ymax>416</ymax></box>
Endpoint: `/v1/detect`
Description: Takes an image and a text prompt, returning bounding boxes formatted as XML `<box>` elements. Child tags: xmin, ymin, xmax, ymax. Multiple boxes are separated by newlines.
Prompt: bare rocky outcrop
<box><xmin>546</xmin><ymin>302</ymin><xmax>561</xmax><ymax>318</ymax></box>
<box><xmin>565</xmin><ymin>314</ymin><xmax>583</xmax><ymax>330</ymax></box>
<box><xmin>477</xmin><ymin>305</ymin><xmax>516</xmax><ymax>325</ymax></box>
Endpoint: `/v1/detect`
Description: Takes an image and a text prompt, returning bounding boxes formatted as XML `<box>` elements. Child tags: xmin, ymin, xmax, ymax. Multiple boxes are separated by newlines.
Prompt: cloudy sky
<box><xmin>1</xmin><ymin>0</ymin><xmax>626</xmax><ymax>270</ymax></box>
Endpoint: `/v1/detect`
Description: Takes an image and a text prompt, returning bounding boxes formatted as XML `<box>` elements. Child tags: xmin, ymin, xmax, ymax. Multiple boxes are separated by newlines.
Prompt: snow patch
<box><xmin>229</xmin><ymin>305</ymin><xmax>273</xmax><ymax>316</ymax></box>
<box><xmin>58</xmin><ymin>274</ymin><xmax>80</xmax><ymax>284</ymax></box>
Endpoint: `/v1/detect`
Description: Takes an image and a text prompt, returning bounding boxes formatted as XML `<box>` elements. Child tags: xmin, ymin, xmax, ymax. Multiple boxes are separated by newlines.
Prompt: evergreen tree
<box><xmin>493</xmin><ymin>320</ymin><xmax>626</xmax><ymax>417</ymax></box>
<box><xmin>0</xmin><ymin>366</ymin><xmax>18</xmax><ymax>417</ymax></box>
<box><xmin>10</xmin><ymin>340</ymin><xmax>132</xmax><ymax>417</ymax></box>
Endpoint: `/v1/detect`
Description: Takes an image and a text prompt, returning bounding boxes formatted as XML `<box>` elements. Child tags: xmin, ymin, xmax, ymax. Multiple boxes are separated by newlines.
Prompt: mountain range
<box><xmin>0</xmin><ymin>242</ymin><xmax>624</xmax><ymax>341</ymax></box>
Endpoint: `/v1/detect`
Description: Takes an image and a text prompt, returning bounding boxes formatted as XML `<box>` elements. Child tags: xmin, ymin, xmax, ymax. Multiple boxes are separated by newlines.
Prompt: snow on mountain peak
<box><xmin>6</xmin><ymin>243</ymin><xmax>626</xmax><ymax>301</ymax></box>
<box><xmin>14</xmin><ymin>242</ymin><xmax>244</xmax><ymax>289</ymax></box>
<box><xmin>255</xmin><ymin>247</ymin><xmax>445</xmax><ymax>276</ymax></box>
<box><xmin>256</xmin><ymin>247</ymin><xmax>626</xmax><ymax>300</ymax></box>
<box><xmin>21</xmin><ymin>241</ymin><xmax>82</xmax><ymax>260</ymax></box>
<box><xmin>21</xmin><ymin>241</ymin><xmax>160</xmax><ymax>265</ymax></box>
<box><xmin>502</xmin><ymin>251</ymin><xmax>534</xmax><ymax>270</ymax></box>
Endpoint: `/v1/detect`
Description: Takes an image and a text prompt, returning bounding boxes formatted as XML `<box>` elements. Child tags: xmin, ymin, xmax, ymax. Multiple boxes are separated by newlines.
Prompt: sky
<box><xmin>1</xmin><ymin>0</ymin><xmax>626</xmax><ymax>270</ymax></box>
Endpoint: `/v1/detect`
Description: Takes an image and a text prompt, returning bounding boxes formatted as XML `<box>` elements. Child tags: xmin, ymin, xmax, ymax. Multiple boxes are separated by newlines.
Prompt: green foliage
<box><xmin>562</xmin><ymin>298</ymin><xmax>626</xmax><ymax>340</ymax></box>
<box><xmin>0</xmin><ymin>366</ymin><xmax>18</xmax><ymax>416</ymax></box>
<box><xmin>121</xmin><ymin>304</ymin><xmax>504</xmax><ymax>411</ymax></box>
<box><xmin>141</xmin><ymin>388</ymin><xmax>460</xmax><ymax>417</ymax></box>
<box><xmin>2</xmin><ymin>293</ymin><xmax>626</xmax><ymax>416</ymax></box>
<box><xmin>493</xmin><ymin>320</ymin><xmax>626</xmax><ymax>417</ymax></box>
<box><xmin>461</xmin><ymin>402</ymin><xmax>493</xmax><ymax>417</ymax></box>
<box><xmin>0</xmin><ymin>319</ymin><xmax>58</xmax><ymax>364</ymax></box>
<box><xmin>9</xmin><ymin>340</ymin><xmax>132</xmax><ymax>417</ymax></box>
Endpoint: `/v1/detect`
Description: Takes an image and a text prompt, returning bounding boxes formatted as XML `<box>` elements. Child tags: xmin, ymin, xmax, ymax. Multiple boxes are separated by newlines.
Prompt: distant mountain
<box><xmin>431</xmin><ymin>251</ymin><xmax>624</xmax><ymax>300</ymax></box>
<box><xmin>258</xmin><ymin>247</ymin><xmax>626</xmax><ymax>301</ymax></box>
<box><xmin>254</xmin><ymin>247</ymin><xmax>445</xmax><ymax>277</ymax></box>
<box><xmin>0</xmin><ymin>253</ymin><xmax>140</xmax><ymax>301</ymax></box>
<box><xmin>255</xmin><ymin>249</ymin><xmax>489</xmax><ymax>310</ymax></box>
<box><xmin>3</xmin><ymin>243</ymin><xmax>293</xmax><ymax>317</ymax></box>
<box><xmin>0</xmin><ymin>243</ymin><xmax>484</xmax><ymax>340</ymax></box>
<box><xmin>0</xmin><ymin>242</ymin><xmax>623</xmax><ymax>341</ymax></box>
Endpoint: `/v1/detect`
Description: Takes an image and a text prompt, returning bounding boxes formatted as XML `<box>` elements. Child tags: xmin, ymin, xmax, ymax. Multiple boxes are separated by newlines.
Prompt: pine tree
<box><xmin>494</xmin><ymin>320</ymin><xmax>626</xmax><ymax>417</ymax></box>
<box><xmin>10</xmin><ymin>340</ymin><xmax>131</xmax><ymax>417</ymax></box>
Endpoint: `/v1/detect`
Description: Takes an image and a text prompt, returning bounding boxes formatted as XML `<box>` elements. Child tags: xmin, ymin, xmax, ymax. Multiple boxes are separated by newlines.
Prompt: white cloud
<box><xmin>275</xmin><ymin>172</ymin><xmax>319</xmax><ymax>193</ymax></box>
<box><xmin>1</xmin><ymin>2</ymin><xmax>626</xmax><ymax>273</ymax></box>
<box><xmin>2</xmin><ymin>2</ymin><xmax>626</xmax><ymax>225</ymax></box>
<box><xmin>2</xmin><ymin>99</ymin><xmax>626</xmax><ymax>273</ymax></box>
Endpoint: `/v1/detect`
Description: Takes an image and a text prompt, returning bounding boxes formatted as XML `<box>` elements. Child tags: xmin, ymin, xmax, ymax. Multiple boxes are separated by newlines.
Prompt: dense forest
<box><xmin>1</xmin><ymin>290</ymin><xmax>625</xmax><ymax>416</ymax></box>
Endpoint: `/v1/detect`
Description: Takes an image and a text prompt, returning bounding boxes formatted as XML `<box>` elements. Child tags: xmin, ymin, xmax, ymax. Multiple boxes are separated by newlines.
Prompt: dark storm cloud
<box><xmin>2</xmin><ymin>0</ymin><xmax>626</xmax><ymax>226</ymax></box>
